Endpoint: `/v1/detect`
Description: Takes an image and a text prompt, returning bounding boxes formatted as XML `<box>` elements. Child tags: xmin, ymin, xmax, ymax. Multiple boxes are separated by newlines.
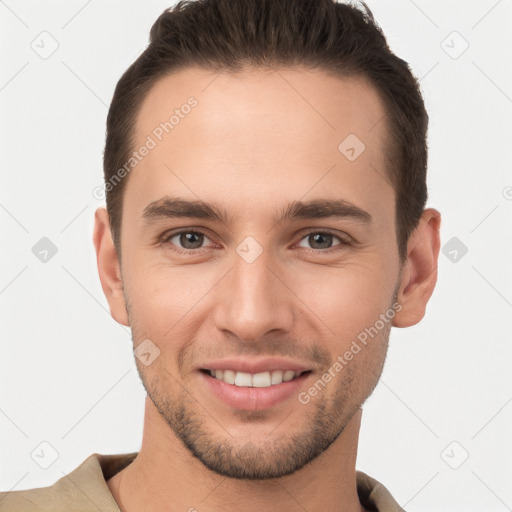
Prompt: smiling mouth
<box><xmin>201</xmin><ymin>369</ymin><xmax>312</xmax><ymax>388</ymax></box>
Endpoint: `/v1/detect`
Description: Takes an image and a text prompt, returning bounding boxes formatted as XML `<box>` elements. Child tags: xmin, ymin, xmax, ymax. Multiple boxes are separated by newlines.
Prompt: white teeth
<box><xmin>283</xmin><ymin>370</ymin><xmax>295</xmax><ymax>382</ymax></box>
<box><xmin>207</xmin><ymin>369</ymin><xmax>305</xmax><ymax>387</ymax></box>
<box><xmin>223</xmin><ymin>369</ymin><xmax>236</xmax><ymax>384</ymax></box>
<box><xmin>252</xmin><ymin>372</ymin><xmax>271</xmax><ymax>387</ymax></box>
<box><xmin>234</xmin><ymin>371</ymin><xmax>252</xmax><ymax>387</ymax></box>
<box><xmin>271</xmin><ymin>370</ymin><xmax>283</xmax><ymax>385</ymax></box>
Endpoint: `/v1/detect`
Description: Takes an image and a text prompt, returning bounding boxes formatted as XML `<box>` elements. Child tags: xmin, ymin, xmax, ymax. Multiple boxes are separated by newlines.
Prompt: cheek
<box><xmin>123</xmin><ymin>262</ymin><xmax>219</xmax><ymax>336</ymax></box>
<box><xmin>124</xmin><ymin>244</ymin><xmax>397</xmax><ymax>345</ymax></box>
<box><xmin>291</xmin><ymin>258</ymin><xmax>395</xmax><ymax>339</ymax></box>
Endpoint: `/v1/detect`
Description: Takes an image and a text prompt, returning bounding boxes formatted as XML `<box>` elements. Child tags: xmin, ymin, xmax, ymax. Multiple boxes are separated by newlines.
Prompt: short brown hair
<box><xmin>103</xmin><ymin>0</ymin><xmax>428</xmax><ymax>264</ymax></box>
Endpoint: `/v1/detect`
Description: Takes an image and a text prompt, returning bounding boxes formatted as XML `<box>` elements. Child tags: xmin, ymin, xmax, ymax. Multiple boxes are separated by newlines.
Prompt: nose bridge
<box><xmin>213</xmin><ymin>244</ymin><xmax>293</xmax><ymax>341</ymax></box>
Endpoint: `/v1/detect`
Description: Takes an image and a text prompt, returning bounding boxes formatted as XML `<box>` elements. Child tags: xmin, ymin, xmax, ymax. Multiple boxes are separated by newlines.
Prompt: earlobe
<box><xmin>392</xmin><ymin>208</ymin><xmax>441</xmax><ymax>328</ymax></box>
<box><xmin>93</xmin><ymin>207</ymin><xmax>130</xmax><ymax>326</ymax></box>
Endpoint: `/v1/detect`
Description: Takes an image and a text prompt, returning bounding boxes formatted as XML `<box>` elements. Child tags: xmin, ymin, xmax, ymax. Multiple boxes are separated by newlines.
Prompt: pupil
<box><xmin>181</xmin><ymin>232</ymin><xmax>203</xmax><ymax>249</ymax></box>
<box><xmin>310</xmin><ymin>233</ymin><xmax>332</xmax><ymax>249</ymax></box>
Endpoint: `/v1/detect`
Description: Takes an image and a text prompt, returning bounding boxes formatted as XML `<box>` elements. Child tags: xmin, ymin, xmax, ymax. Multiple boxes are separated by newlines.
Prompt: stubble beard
<box><xmin>126</xmin><ymin>289</ymin><xmax>395</xmax><ymax>480</ymax></box>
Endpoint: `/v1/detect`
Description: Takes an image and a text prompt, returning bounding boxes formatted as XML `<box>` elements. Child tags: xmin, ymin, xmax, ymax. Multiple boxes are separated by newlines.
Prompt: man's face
<box><xmin>116</xmin><ymin>67</ymin><xmax>402</xmax><ymax>479</ymax></box>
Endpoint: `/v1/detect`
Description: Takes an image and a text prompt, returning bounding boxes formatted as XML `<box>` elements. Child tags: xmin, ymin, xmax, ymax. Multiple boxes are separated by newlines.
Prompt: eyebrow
<box><xmin>140</xmin><ymin>196</ymin><xmax>373</xmax><ymax>226</ymax></box>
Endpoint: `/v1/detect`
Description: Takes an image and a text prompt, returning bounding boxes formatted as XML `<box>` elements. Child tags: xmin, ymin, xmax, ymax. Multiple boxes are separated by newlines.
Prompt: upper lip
<box><xmin>200</xmin><ymin>357</ymin><xmax>312</xmax><ymax>374</ymax></box>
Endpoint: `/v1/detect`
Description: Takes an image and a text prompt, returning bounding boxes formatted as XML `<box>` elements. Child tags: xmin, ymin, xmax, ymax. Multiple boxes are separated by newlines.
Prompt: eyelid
<box><xmin>159</xmin><ymin>227</ymin><xmax>354</xmax><ymax>254</ymax></box>
<box><xmin>297</xmin><ymin>228</ymin><xmax>352</xmax><ymax>243</ymax></box>
<box><xmin>160</xmin><ymin>228</ymin><xmax>217</xmax><ymax>252</ymax></box>
<box><xmin>294</xmin><ymin>228</ymin><xmax>352</xmax><ymax>252</ymax></box>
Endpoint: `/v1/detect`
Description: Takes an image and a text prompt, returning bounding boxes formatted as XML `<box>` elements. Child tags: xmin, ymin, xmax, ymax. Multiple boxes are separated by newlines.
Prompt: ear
<box><xmin>93</xmin><ymin>207</ymin><xmax>129</xmax><ymax>326</ymax></box>
<box><xmin>392</xmin><ymin>208</ymin><xmax>441</xmax><ymax>328</ymax></box>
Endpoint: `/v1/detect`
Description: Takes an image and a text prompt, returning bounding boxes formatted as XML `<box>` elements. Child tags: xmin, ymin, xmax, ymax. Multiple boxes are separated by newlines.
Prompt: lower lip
<box><xmin>200</xmin><ymin>371</ymin><xmax>311</xmax><ymax>411</ymax></box>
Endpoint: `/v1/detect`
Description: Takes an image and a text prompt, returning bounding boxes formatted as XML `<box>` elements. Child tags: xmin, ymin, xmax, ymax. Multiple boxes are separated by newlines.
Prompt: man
<box><xmin>0</xmin><ymin>0</ymin><xmax>440</xmax><ymax>510</ymax></box>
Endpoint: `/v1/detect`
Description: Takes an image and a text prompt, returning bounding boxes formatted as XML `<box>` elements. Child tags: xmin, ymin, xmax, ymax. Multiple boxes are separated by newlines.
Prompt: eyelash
<box><xmin>159</xmin><ymin>228</ymin><xmax>352</xmax><ymax>255</ymax></box>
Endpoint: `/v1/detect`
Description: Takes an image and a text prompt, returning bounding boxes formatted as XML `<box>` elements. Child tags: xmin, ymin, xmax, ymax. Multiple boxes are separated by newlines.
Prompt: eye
<box><xmin>296</xmin><ymin>230</ymin><xmax>350</xmax><ymax>252</ymax></box>
<box><xmin>161</xmin><ymin>230</ymin><xmax>214</xmax><ymax>253</ymax></box>
<box><xmin>159</xmin><ymin>228</ymin><xmax>352</xmax><ymax>255</ymax></box>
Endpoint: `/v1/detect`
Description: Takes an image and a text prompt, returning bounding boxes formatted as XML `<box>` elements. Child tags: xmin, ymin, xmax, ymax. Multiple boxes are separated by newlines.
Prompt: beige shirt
<box><xmin>0</xmin><ymin>453</ymin><xmax>405</xmax><ymax>511</ymax></box>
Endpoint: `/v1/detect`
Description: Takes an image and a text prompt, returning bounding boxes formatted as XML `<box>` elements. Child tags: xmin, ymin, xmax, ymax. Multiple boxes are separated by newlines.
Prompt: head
<box><xmin>94</xmin><ymin>0</ymin><xmax>440</xmax><ymax>480</ymax></box>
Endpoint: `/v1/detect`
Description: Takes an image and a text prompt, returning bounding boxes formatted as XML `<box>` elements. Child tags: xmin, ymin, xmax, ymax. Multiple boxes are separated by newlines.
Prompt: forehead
<box><xmin>135</xmin><ymin>66</ymin><xmax>389</xmax><ymax>153</ymax></box>
<box><xmin>126</xmin><ymin>66</ymin><xmax>393</xmax><ymax>229</ymax></box>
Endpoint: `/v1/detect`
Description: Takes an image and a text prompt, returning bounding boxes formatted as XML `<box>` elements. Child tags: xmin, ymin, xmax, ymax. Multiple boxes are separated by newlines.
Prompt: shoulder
<box><xmin>0</xmin><ymin>452</ymin><xmax>136</xmax><ymax>512</ymax></box>
<box><xmin>356</xmin><ymin>470</ymin><xmax>406</xmax><ymax>512</ymax></box>
<box><xmin>0</xmin><ymin>473</ymin><xmax>89</xmax><ymax>511</ymax></box>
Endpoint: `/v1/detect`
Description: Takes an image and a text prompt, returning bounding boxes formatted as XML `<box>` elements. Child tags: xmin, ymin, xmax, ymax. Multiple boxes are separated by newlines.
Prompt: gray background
<box><xmin>1</xmin><ymin>1</ymin><xmax>511</xmax><ymax>510</ymax></box>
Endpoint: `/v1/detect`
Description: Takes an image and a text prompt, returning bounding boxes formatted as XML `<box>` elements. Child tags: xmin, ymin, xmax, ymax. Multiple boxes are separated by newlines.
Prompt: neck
<box><xmin>108</xmin><ymin>397</ymin><xmax>366</xmax><ymax>512</ymax></box>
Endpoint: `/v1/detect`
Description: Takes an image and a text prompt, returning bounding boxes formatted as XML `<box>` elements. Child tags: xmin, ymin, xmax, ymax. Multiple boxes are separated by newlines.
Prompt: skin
<box><xmin>94</xmin><ymin>67</ymin><xmax>441</xmax><ymax>512</ymax></box>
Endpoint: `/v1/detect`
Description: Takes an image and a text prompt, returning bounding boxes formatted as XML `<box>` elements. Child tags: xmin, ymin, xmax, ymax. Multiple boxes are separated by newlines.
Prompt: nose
<box><xmin>213</xmin><ymin>247</ymin><xmax>294</xmax><ymax>343</ymax></box>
